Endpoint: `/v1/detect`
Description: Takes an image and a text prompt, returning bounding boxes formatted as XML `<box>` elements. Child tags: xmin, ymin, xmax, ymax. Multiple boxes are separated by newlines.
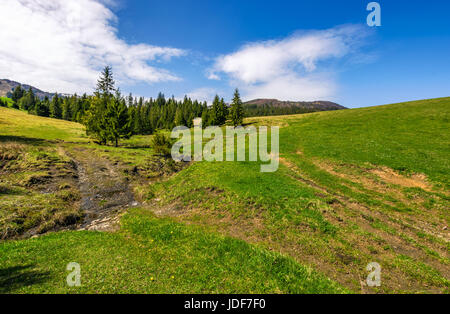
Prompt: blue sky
<box><xmin>116</xmin><ymin>0</ymin><xmax>450</xmax><ymax>107</ymax></box>
<box><xmin>1</xmin><ymin>0</ymin><xmax>449</xmax><ymax>108</ymax></box>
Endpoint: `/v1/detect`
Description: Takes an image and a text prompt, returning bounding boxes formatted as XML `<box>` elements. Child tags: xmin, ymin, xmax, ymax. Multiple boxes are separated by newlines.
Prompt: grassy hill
<box><xmin>0</xmin><ymin>107</ymin><xmax>345</xmax><ymax>294</ymax></box>
<box><xmin>243</xmin><ymin>98</ymin><xmax>346</xmax><ymax>117</ymax></box>
<box><xmin>0</xmin><ymin>79</ymin><xmax>55</xmax><ymax>99</ymax></box>
<box><xmin>150</xmin><ymin>97</ymin><xmax>450</xmax><ymax>293</ymax></box>
<box><xmin>0</xmin><ymin>106</ymin><xmax>86</xmax><ymax>142</ymax></box>
<box><xmin>0</xmin><ymin>98</ymin><xmax>449</xmax><ymax>293</ymax></box>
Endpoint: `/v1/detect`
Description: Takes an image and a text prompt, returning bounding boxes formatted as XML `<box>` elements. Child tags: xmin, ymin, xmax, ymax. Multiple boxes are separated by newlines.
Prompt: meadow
<box><xmin>0</xmin><ymin>98</ymin><xmax>449</xmax><ymax>293</ymax></box>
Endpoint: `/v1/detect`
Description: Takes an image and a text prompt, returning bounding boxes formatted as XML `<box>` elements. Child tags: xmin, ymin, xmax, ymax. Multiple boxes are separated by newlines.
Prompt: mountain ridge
<box><xmin>0</xmin><ymin>79</ymin><xmax>59</xmax><ymax>99</ymax></box>
<box><xmin>243</xmin><ymin>98</ymin><xmax>347</xmax><ymax>110</ymax></box>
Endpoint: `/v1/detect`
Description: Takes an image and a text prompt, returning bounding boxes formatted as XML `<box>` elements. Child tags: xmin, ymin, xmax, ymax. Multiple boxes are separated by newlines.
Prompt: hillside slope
<box><xmin>0</xmin><ymin>106</ymin><xmax>345</xmax><ymax>294</ymax></box>
<box><xmin>0</xmin><ymin>79</ymin><xmax>56</xmax><ymax>99</ymax></box>
<box><xmin>244</xmin><ymin>98</ymin><xmax>346</xmax><ymax>110</ymax></box>
<box><xmin>0</xmin><ymin>98</ymin><xmax>449</xmax><ymax>294</ymax></box>
<box><xmin>243</xmin><ymin>98</ymin><xmax>346</xmax><ymax>117</ymax></box>
<box><xmin>150</xmin><ymin>97</ymin><xmax>450</xmax><ymax>293</ymax></box>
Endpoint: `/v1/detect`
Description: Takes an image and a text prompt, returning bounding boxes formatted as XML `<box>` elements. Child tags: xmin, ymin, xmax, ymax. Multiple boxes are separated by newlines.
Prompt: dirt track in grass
<box><xmin>64</xmin><ymin>146</ymin><xmax>137</xmax><ymax>231</ymax></box>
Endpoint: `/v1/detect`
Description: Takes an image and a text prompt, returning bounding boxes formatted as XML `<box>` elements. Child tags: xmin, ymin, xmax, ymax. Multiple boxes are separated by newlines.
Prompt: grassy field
<box><xmin>280</xmin><ymin>97</ymin><xmax>450</xmax><ymax>188</ymax></box>
<box><xmin>0</xmin><ymin>98</ymin><xmax>449</xmax><ymax>293</ymax></box>
<box><xmin>0</xmin><ymin>107</ymin><xmax>86</xmax><ymax>142</ymax></box>
<box><xmin>0</xmin><ymin>209</ymin><xmax>345</xmax><ymax>294</ymax></box>
<box><xmin>149</xmin><ymin>97</ymin><xmax>450</xmax><ymax>293</ymax></box>
<box><xmin>0</xmin><ymin>106</ymin><xmax>346</xmax><ymax>293</ymax></box>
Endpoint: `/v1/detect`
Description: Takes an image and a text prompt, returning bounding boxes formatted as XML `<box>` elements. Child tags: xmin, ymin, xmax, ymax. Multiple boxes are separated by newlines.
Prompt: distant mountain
<box><xmin>244</xmin><ymin>99</ymin><xmax>346</xmax><ymax>110</ymax></box>
<box><xmin>0</xmin><ymin>79</ymin><xmax>57</xmax><ymax>100</ymax></box>
<box><xmin>242</xmin><ymin>98</ymin><xmax>346</xmax><ymax>117</ymax></box>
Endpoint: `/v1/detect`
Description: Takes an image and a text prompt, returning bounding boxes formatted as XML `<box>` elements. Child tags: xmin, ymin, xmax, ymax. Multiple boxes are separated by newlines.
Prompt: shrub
<box><xmin>151</xmin><ymin>132</ymin><xmax>172</xmax><ymax>157</ymax></box>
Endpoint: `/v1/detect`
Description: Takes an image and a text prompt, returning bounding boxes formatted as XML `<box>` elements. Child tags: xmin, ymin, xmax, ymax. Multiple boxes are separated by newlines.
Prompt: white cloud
<box><xmin>244</xmin><ymin>74</ymin><xmax>337</xmax><ymax>101</ymax></box>
<box><xmin>209</xmin><ymin>25</ymin><xmax>369</xmax><ymax>101</ymax></box>
<box><xmin>206</xmin><ymin>72</ymin><xmax>221</xmax><ymax>81</ymax></box>
<box><xmin>0</xmin><ymin>0</ymin><xmax>186</xmax><ymax>94</ymax></box>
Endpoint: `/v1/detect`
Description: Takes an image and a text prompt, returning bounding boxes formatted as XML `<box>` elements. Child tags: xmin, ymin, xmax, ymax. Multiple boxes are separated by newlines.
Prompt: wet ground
<box><xmin>66</xmin><ymin>147</ymin><xmax>137</xmax><ymax>231</ymax></box>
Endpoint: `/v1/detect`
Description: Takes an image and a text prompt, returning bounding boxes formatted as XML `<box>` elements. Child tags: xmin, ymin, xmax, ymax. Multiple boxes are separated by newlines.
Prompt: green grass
<box><xmin>0</xmin><ymin>97</ymin><xmax>14</xmax><ymax>107</ymax></box>
<box><xmin>0</xmin><ymin>209</ymin><xmax>346</xmax><ymax>294</ymax></box>
<box><xmin>393</xmin><ymin>255</ymin><xmax>450</xmax><ymax>289</ymax></box>
<box><xmin>0</xmin><ymin>108</ymin><xmax>87</xmax><ymax>238</ymax></box>
<box><xmin>1</xmin><ymin>97</ymin><xmax>449</xmax><ymax>294</ymax></box>
<box><xmin>281</xmin><ymin>97</ymin><xmax>450</xmax><ymax>188</ymax></box>
<box><xmin>0</xmin><ymin>106</ymin><xmax>87</xmax><ymax>142</ymax></box>
<box><xmin>148</xmin><ymin>97</ymin><xmax>450</xmax><ymax>293</ymax></box>
<box><xmin>0</xmin><ymin>142</ymin><xmax>82</xmax><ymax>238</ymax></box>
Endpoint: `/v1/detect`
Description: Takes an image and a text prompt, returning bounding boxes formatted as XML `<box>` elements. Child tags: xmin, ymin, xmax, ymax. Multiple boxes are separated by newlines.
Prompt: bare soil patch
<box><xmin>370</xmin><ymin>167</ymin><xmax>431</xmax><ymax>190</ymax></box>
<box><xmin>65</xmin><ymin>146</ymin><xmax>136</xmax><ymax>231</ymax></box>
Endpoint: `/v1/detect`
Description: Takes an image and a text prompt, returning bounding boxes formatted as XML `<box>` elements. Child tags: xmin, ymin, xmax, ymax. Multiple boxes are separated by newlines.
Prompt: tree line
<box><xmin>4</xmin><ymin>67</ymin><xmax>245</xmax><ymax>146</ymax></box>
<box><xmin>243</xmin><ymin>103</ymin><xmax>321</xmax><ymax>117</ymax></box>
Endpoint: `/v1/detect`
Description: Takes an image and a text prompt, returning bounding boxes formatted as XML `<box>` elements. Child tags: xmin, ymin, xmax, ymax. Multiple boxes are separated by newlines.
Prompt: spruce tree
<box><xmin>18</xmin><ymin>88</ymin><xmax>36</xmax><ymax>111</ymax></box>
<box><xmin>211</xmin><ymin>95</ymin><xmax>220</xmax><ymax>125</ymax></box>
<box><xmin>36</xmin><ymin>97</ymin><xmax>50</xmax><ymax>117</ymax></box>
<box><xmin>133</xmin><ymin>100</ymin><xmax>143</xmax><ymax>134</ymax></box>
<box><xmin>85</xmin><ymin>96</ymin><xmax>108</xmax><ymax>144</ymax></box>
<box><xmin>70</xmin><ymin>95</ymin><xmax>80</xmax><ymax>121</ymax></box>
<box><xmin>174</xmin><ymin>107</ymin><xmax>185</xmax><ymax>126</ymax></box>
<box><xmin>96</xmin><ymin>66</ymin><xmax>115</xmax><ymax>99</ymax></box>
<box><xmin>50</xmin><ymin>93</ymin><xmax>62</xmax><ymax>118</ymax></box>
<box><xmin>201</xmin><ymin>108</ymin><xmax>211</xmax><ymax>128</ymax></box>
<box><xmin>85</xmin><ymin>66</ymin><xmax>117</xmax><ymax>145</ymax></box>
<box><xmin>104</xmin><ymin>91</ymin><xmax>131</xmax><ymax>147</ymax></box>
<box><xmin>11</xmin><ymin>85</ymin><xmax>24</xmax><ymax>104</ymax></box>
<box><xmin>218</xmin><ymin>97</ymin><xmax>228</xmax><ymax>125</ymax></box>
<box><xmin>62</xmin><ymin>98</ymin><xmax>72</xmax><ymax>120</ymax></box>
<box><xmin>229</xmin><ymin>88</ymin><xmax>244</xmax><ymax>126</ymax></box>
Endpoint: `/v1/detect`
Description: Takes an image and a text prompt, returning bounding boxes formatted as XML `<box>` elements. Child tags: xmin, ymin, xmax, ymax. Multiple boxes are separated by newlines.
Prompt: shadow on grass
<box><xmin>0</xmin><ymin>185</ymin><xmax>25</xmax><ymax>196</ymax></box>
<box><xmin>0</xmin><ymin>265</ymin><xmax>51</xmax><ymax>293</ymax></box>
<box><xmin>0</xmin><ymin>135</ymin><xmax>48</xmax><ymax>146</ymax></box>
<box><xmin>121</xmin><ymin>144</ymin><xmax>152</xmax><ymax>149</ymax></box>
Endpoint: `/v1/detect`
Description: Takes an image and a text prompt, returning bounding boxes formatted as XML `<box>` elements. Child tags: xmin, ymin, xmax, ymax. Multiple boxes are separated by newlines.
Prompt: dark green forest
<box><xmin>243</xmin><ymin>103</ymin><xmax>326</xmax><ymax>117</ymax></box>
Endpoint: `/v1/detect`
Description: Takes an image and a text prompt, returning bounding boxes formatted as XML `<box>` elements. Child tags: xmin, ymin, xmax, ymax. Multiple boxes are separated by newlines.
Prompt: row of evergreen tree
<box><xmin>5</xmin><ymin>67</ymin><xmax>245</xmax><ymax>146</ymax></box>
<box><xmin>243</xmin><ymin>104</ymin><xmax>320</xmax><ymax>117</ymax></box>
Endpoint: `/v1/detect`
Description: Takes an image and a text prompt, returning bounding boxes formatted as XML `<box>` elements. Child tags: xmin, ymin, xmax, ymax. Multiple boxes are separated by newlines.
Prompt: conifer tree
<box><xmin>133</xmin><ymin>100</ymin><xmax>143</xmax><ymax>134</ymax></box>
<box><xmin>104</xmin><ymin>91</ymin><xmax>131</xmax><ymax>147</ymax></box>
<box><xmin>50</xmin><ymin>93</ymin><xmax>62</xmax><ymax>118</ymax></box>
<box><xmin>85</xmin><ymin>66</ymin><xmax>117</xmax><ymax>144</ymax></box>
<box><xmin>229</xmin><ymin>88</ymin><xmax>244</xmax><ymax>126</ymax></box>
<box><xmin>218</xmin><ymin>97</ymin><xmax>228</xmax><ymax>125</ymax></box>
<box><xmin>18</xmin><ymin>88</ymin><xmax>36</xmax><ymax>111</ymax></box>
<box><xmin>11</xmin><ymin>85</ymin><xmax>24</xmax><ymax>104</ymax></box>
<box><xmin>70</xmin><ymin>95</ymin><xmax>81</xmax><ymax>121</ymax></box>
<box><xmin>174</xmin><ymin>107</ymin><xmax>185</xmax><ymax>126</ymax></box>
<box><xmin>62</xmin><ymin>98</ymin><xmax>72</xmax><ymax>120</ymax></box>
<box><xmin>96</xmin><ymin>66</ymin><xmax>115</xmax><ymax>99</ymax></box>
<box><xmin>210</xmin><ymin>95</ymin><xmax>220</xmax><ymax>125</ymax></box>
<box><xmin>35</xmin><ymin>97</ymin><xmax>50</xmax><ymax>117</ymax></box>
<box><xmin>201</xmin><ymin>108</ymin><xmax>211</xmax><ymax>128</ymax></box>
<box><xmin>84</xmin><ymin>96</ymin><xmax>106</xmax><ymax>144</ymax></box>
